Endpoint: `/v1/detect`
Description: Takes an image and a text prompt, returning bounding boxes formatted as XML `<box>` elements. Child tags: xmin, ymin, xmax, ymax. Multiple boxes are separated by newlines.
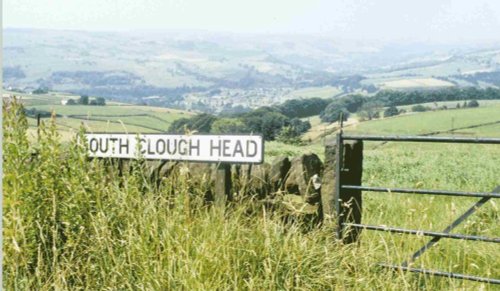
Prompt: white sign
<box><xmin>84</xmin><ymin>133</ymin><xmax>264</xmax><ymax>163</ymax></box>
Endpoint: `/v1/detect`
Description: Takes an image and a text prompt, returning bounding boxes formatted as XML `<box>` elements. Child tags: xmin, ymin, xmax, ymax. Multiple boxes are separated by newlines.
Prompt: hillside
<box><xmin>3</xmin><ymin>29</ymin><xmax>371</xmax><ymax>112</ymax></box>
<box><xmin>4</xmin><ymin>29</ymin><xmax>500</xmax><ymax>114</ymax></box>
<box><xmin>6</xmin><ymin>91</ymin><xmax>194</xmax><ymax>140</ymax></box>
<box><xmin>363</xmin><ymin>48</ymin><xmax>500</xmax><ymax>89</ymax></box>
<box><xmin>268</xmin><ymin>101</ymin><xmax>500</xmax><ymax>160</ymax></box>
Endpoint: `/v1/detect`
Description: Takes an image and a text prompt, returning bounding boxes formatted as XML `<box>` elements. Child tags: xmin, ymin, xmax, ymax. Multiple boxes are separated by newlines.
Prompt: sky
<box><xmin>4</xmin><ymin>0</ymin><xmax>500</xmax><ymax>43</ymax></box>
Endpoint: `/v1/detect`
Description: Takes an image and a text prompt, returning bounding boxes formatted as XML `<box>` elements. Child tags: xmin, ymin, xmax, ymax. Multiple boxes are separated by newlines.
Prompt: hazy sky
<box><xmin>4</xmin><ymin>0</ymin><xmax>500</xmax><ymax>42</ymax></box>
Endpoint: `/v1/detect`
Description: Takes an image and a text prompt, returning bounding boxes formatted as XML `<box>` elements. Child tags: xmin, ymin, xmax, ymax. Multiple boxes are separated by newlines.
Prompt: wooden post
<box><xmin>215</xmin><ymin>163</ymin><xmax>232</xmax><ymax>206</ymax></box>
<box><xmin>37</xmin><ymin>113</ymin><xmax>41</xmax><ymax>140</ymax></box>
<box><xmin>339</xmin><ymin>140</ymin><xmax>363</xmax><ymax>244</ymax></box>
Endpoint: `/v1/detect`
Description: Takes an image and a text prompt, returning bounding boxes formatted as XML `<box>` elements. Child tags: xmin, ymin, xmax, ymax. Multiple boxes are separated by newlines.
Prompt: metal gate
<box><xmin>334</xmin><ymin>132</ymin><xmax>500</xmax><ymax>284</ymax></box>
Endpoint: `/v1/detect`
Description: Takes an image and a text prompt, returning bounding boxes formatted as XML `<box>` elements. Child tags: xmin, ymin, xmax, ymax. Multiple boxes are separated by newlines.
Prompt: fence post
<box><xmin>325</xmin><ymin>134</ymin><xmax>363</xmax><ymax>243</ymax></box>
<box><xmin>215</xmin><ymin>162</ymin><xmax>232</xmax><ymax>206</ymax></box>
<box><xmin>339</xmin><ymin>140</ymin><xmax>363</xmax><ymax>244</ymax></box>
<box><xmin>321</xmin><ymin>144</ymin><xmax>337</xmax><ymax>220</ymax></box>
<box><xmin>37</xmin><ymin>113</ymin><xmax>41</xmax><ymax>140</ymax></box>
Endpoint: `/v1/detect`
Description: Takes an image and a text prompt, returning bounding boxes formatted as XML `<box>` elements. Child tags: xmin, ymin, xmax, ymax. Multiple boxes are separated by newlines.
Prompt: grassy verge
<box><xmin>3</xmin><ymin>100</ymin><xmax>499</xmax><ymax>290</ymax></box>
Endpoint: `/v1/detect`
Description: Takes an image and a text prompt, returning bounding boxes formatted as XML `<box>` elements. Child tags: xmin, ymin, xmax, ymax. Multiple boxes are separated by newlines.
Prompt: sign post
<box><xmin>84</xmin><ymin>133</ymin><xmax>264</xmax><ymax>204</ymax></box>
<box><xmin>215</xmin><ymin>163</ymin><xmax>232</xmax><ymax>206</ymax></box>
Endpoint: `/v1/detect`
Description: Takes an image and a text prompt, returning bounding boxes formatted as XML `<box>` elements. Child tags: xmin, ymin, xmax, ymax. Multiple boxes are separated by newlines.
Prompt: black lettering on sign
<box><xmin>109</xmin><ymin>138</ymin><xmax>118</xmax><ymax>153</ymax></box>
<box><xmin>147</xmin><ymin>139</ymin><xmax>155</xmax><ymax>155</ymax></box>
<box><xmin>119</xmin><ymin>138</ymin><xmax>129</xmax><ymax>155</ymax></box>
<box><xmin>223</xmin><ymin>139</ymin><xmax>231</xmax><ymax>157</ymax></box>
<box><xmin>211</xmin><ymin>139</ymin><xmax>221</xmax><ymax>156</ymax></box>
<box><xmin>189</xmin><ymin>139</ymin><xmax>200</xmax><ymax>156</ymax></box>
<box><xmin>233</xmin><ymin>140</ymin><xmax>244</xmax><ymax>157</ymax></box>
<box><xmin>89</xmin><ymin>138</ymin><xmax>99</xmax><ymax>153</ymax></box>
<box><xmin>87</xmin><ymin>135</ymin><xmax>261</xmax><ymax>161</ymax></box>
<box><xmin>247</xmin><ymin>140</ymin><xmax>257</xmax><ymax>157</ymax></box>
<box><xmin>167</xmin><ymin>139</ymin><xmax>177</xmax><ymax>155</ymax></box>
<box><xmin>179</xmin><ymin>139</ymin><xmax>188</xmax><ymax>155</ymax></box>
<box><xmin>99</xmin><ymin>138</ymin><xmax>109</xmax><ymax>153</ymax></box>
<box><xmin>156</xmin><ymin>139</ymin><xmax>166</xmax><ymax>155</ymax></box>
<box><xmin>140</xmin><ymin>138</ymin><xmax>147</xmax><ymax>154</ymax></box>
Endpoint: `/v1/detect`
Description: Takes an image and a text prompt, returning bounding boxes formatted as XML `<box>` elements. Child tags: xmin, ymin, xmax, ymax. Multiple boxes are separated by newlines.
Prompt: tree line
<box><xmin>66</xmin><ymin>95</ymin><xmax>106</xmax><ymax>106</ymax></box>
<box><xmin>320</xmin><ymin>87</ymin><xmax>500</xmax><ymax>122</ymax></box>
<box><xmin>168</xmin><ymin>87</ymin><xmax>500</xmax><ymax>141</ymax></box>
<box><xmin>168</xmin><ymin>97</ymin><xmax>331</xmax><ymax>142</ymax></box>
<box><xmin>168</xmin><ymin>107</ymin><xmax>312</xmax><ymax>143</ymax></box>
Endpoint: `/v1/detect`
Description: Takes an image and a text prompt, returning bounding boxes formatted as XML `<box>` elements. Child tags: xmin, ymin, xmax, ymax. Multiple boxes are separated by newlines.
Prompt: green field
<box><xmin>344</xmin><ymin>103</ymin><xmax>500</xmax><ymax>137</ymax></box>
<box><xmin>10</xmin><ymin>91</ymin><xmax>194</xmax><ymax>139</ymax></box>
<box><xmin>4</xmin><ymin>97</ymin><xmax>500</xmax><ymax>289</ymax></box>
<box><xmin>396</xmin><ymin>99</ymin><xmax>500</xmax><ymax>111</ymax></box>
<box><xmin>298</xmin><ymin>101</ymin><xmax>500</xmax><ymax>150</ymax></box>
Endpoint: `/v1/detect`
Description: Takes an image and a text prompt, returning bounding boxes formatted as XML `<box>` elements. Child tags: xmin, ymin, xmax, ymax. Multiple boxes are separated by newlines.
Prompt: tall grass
<box><xmin>3</xmin><ymin>99</ymin><xmax>499</xmax><ymax>290</ymax></box>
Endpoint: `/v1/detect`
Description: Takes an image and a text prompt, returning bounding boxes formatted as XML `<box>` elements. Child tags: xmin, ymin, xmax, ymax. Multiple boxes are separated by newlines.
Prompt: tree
<box><xmin>168</xmin><ymin>118</ymin><xmax>191</xmax><ymax>133</ymax></box>
<box><xmin>320</xmin><ymin>105</ymin><xmax>349</xmax><ymax>123</ymax></box>
<box><xmin>411</xmin><ymin>104</ymin><xmax>428</xmax><ymax>112</ymax></box>
<box><xmin>259</xmin><ymin>112</ymin><xmax>289</xmax><ymax>141</ymax></box>
<box><xmin>168</xmin><ymin>114</ymin><xmax>217</xmax><ymax>134</ymax></box>
<box><xmin>467</xmin><ymin>100</ymin><xmax>479</xmax><ymax>108</ymax></box>
<box><xmin>276</xmin><ymin>126</ymin><xmax>302</xmax><ymax>145</ymax></box>
<box><xmin>32</xmin><ymin>87</ymin><xmax>49</xmax><ymax>94</ymax></box>
<box><xmin>276</xmin><ymin>118</ymin><xmax>312</xmax><ymax>144</ymax></box>
<box><xmin>339</xmin><ymin>94</ymin><xmax>365</xmax><ymax>113</ymax></box>
<box><xmin>79</xmin><ymin>95</ymin><xmax>89</xmax><ymax>105</ymax></box>
<box><xmin>241</xmin><ymin>107</ymin><xmax>290</xmax><ymax>140</ymax></box>
<box><xmin>358</xmin><ymin>101</ymin><xmax>383</xmax><ymax>121</ymax></box>
<box><xmin>66</xmin><ymin>99</ymin><xmax>77</xmax><ymax>105</ymax></box>
<box><xmin>384</xmin><ymin>106</ymin><xmax>400</xmax><ymax>118</ymax></box>
<box><xmin>289</xmin><ymin>118</ymin><xmax>311</xmax><ymax>134</ymax></box>
<box><xmin>95</xmin><ymin>97</ymin><xmax>106</xmax><ymax>106</ymax></box>
<box><xmin>89</xmin><ymin>100</ymin><xmax>97</xmax><ymax>105</ymax></box>
<box><xmin>211</xmin><ymin>118</ymin><xmax>248</xmax><ymax>134</ymax></box>
<box><xmin>279</xmin><ymin>98</ymin><xmax>331</xmax><ymax>118</ymax></box>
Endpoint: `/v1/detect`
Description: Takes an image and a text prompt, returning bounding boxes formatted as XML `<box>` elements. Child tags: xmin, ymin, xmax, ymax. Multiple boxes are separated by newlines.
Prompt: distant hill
<box><xmin>3</xmin><ymin>28</ymin><xmax>500</xmax><ymax>112</ymax></box>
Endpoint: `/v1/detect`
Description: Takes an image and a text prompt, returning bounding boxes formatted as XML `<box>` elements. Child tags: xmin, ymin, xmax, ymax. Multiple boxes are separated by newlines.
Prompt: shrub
<box><xmin>467</xmin><ymin>100</ymin><xmax>479</xmax><ymax>108</ymax></box>
<box><xmin>383</xmin><ymin>106</ymin><xmax>399</xmax><ymax>117</ymax></box>
<box><xmin>66</xmin><ymin>99</ymin><xmax>77</xmax><ymax>105</ymax></box>
<box><xmin>95</xmin><ymin>97</ymin><xmax>106</xmax><ymax>106</ymax></box>
<box><xmin>320</xmin><ymin>105</ymin><xmax>349</xmax><ymax>123</ymax></box>
<box><xmin>32</xmin><ymin>87</ymin><xmax>49</xmax><ymax>94</ymax></box>
<box><xmin>78</xmin><ymin>95</ymin><xmax>89</xmax><ymax>105</ymax></box>
<box><xmin>411</xmin><ymin>104</ymin><xmax>428</xmax><ymax>112</ymax></box>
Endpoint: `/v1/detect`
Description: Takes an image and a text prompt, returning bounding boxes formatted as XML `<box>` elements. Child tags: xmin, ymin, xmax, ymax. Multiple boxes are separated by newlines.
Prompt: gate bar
<box><xmin>402</xmin><ymin>196</ymin><xmax>493</xmax><ymax>266</ymax></box>
<box><xmin>342</xmin><ymin>135</ymin><xmax>500</xmax><ymax>144</ymax></box>
<box><xmin>343</xmin><ymin>223</ymin><xmax>500</xmax><ymax>243</ymax></box>
<box><xmin>342</xmin><ymin>185</ymin><xmax>500</xmax><ymax>199</ymax></box>
<box><xmin>379</xmin><ymin>264</ymin><xmax>500</xmax><ymax>285</ymax></box>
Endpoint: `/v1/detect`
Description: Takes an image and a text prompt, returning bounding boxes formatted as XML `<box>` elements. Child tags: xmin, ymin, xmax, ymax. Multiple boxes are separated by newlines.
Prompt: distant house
<box><xmin>61</xmin><ymin>100</ymin><xmax>68</xmax><ymax>105</ymax></box>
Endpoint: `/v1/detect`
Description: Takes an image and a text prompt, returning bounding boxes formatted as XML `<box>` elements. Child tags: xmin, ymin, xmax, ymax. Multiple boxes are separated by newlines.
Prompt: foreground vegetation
<box><xmin>4</xmin><ymin>99</ymin><xmax>500</xmax><ymax>289</ymax></box>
